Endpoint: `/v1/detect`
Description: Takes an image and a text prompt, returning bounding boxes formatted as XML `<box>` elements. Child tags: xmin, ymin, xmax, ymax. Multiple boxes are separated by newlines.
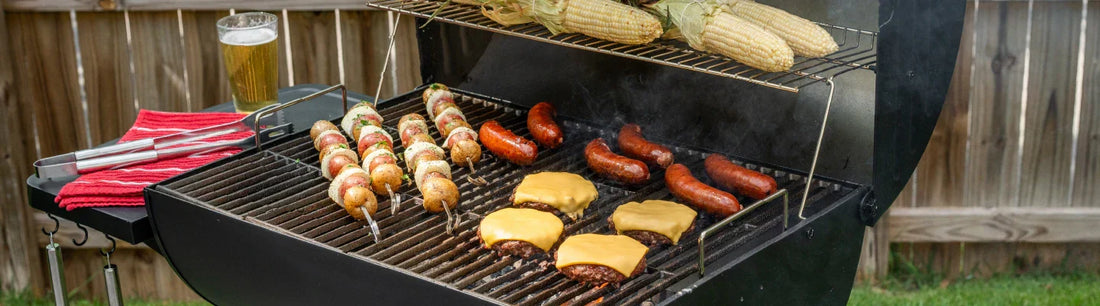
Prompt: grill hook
<box><xmin>100</xmin><ymin>234</ymin><xmax>117</xmax><ymax>257</ymax></box>
<box><xmin>72</xmin><ymin>222</ymin><xmax>89</xmax><ymax>246</ymax></box>
<box><xmin>42</xmin><ymin>213</ymin><xmax>60</xmax><ymax>236</ymax></box>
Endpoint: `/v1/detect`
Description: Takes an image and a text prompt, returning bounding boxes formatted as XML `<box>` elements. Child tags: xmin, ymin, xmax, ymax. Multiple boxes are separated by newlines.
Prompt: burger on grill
<box><xmin>478</xmin><ymin>208</ymin><xmax>564</xmax><ymax>258</ymax></box>
<box><xmin>609</xmin><ymin>200</ymin><xmax>698</xmax><ymax>247</ymax></box>
<box><xmin>510</xmin><ymin>172</ymin><xmax>598</xmax><ymax>220</ymax></box>
<box><xmin>555</xmin><ymin>234</ymin><xmax>648</xmax><ymax>284</ymax></box>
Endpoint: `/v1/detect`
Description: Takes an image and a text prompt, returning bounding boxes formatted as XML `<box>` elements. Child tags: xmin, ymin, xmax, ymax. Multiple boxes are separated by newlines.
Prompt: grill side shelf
<box><xmin>367</xmin><ymin>0</ymin><xmax>877</xmax><ymax>93</ymax></box>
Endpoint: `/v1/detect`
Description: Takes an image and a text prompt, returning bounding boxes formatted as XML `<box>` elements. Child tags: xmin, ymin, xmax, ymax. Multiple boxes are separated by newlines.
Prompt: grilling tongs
<box><xmin>34</xmin><ymin>103</ymin><xmax>292</xmax><ymax>180</ymax></box>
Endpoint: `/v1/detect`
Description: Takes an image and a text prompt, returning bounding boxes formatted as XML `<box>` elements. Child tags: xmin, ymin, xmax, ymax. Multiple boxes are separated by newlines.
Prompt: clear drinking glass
<box><xmin>217</xmin><ymin>12</ymin><xmax>279</xmax><ymax>113</ymax></box>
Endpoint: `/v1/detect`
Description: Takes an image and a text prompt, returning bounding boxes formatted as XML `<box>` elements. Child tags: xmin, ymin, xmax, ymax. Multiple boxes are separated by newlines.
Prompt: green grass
<box><xmin>2</xmin><ymin>291</ymin><xmax>210</xmax><ymax>306</ymax></box>
<box><xmin>850</xmin><ymin>272</ymin><xmax>1100</xmax><ymax>305</ymax></box>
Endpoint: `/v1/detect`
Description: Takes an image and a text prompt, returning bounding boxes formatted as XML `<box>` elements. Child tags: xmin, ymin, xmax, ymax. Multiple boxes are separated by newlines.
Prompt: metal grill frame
<box><xmin>365</xmin><ymin>0</ymin><xmax>876</xmax><ymax>92</ymax></box>
<box><xmin>146</xmin><ymin>86</ymin><xmax>868</xmax><ymax>305</ymax></box>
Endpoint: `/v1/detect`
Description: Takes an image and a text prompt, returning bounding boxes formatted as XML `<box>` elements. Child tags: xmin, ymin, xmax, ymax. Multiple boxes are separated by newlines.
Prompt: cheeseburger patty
<box><xmin>557</xmin><ymin>257</ymin><xmax>647</xmax><ymax>284</ymax></box>
<box><xmin>508</xmin><ymin>191</ymin><xmax>558</xmax><ymax>213</ymax></box>
<box><xmin>608</xmin><ymin>218</ymin><xmax>697</xmax><ymax>247</ymax></box>
<box><xmin>478</xmin><ymin>228</ymin><xmax>552</xmax><ymax>259</ymax></box>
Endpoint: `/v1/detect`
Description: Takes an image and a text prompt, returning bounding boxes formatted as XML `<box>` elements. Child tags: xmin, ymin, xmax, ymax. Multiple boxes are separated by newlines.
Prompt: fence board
<box><xmin>287</xmin><ymin>11</ymin><xmax>340</xmax><ymax>87</ymax></box>
<box><xmin>1072</xmin><ymin>2</ymin><xmax>1100</xmax><ymax>207</ymax></box>
<box><xmin>129</xmin><ymin>11</ymin><xmax>191</xmax><ymax>112</ymax></box>
<box><xmin>180</xmin><ymin>10</ymin><xmax>231</xmax><ymax>110</ymax></box>
<box><xmin>339</xmin><ymin>10</ymin><xmax>381</xmax><ymax>98</ymax></box>
<box><xmin>889</xmin><ymin>207</ymin><xmax>1100</xmax><ymax>243</ymax></box>
<box><xmin>59</xmin><ymin>249</ymin><xmax>203</xmax><ymax>301</ymax></box>
<box><xmin>0</xmin><ymin>3</ymin><xmax>45</xmax><ymax>294</ymax></box>
<box><xmin>1018</xmin><ymin>1</ymin><xmax>1080</xmax><ymax>208</ymax></box>
<box><xmin>392</xmin><ymin>13</ymin><xmax>421</xmax><ymax>96</ymax></box>
<box><xmin>915</xmin><ymin>2</ymin><xmax>973</xmax><ymax>209</ymax></box>
<box><xmin>77</xmin><ymin>12</ymin><xmax>137</xmax><ymax>143</ymax></box>
<box><xmin>8</xmin><ymin>12</ymin><xmax>84</xmax><ymax>157</ymax></box>
<box><xmin>964</xmin><ymin>1</ymin><xmax>1028</xmax><ymax>208</ymax></box>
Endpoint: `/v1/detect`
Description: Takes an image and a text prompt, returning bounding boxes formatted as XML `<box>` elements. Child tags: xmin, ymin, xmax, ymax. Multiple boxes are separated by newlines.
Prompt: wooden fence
<box><xmin>0</xmin><ymin>0</ymin><xmax>1097</xmax><ymax>302</ymax></box>
<box><xmin>858</xmin><ymin>0</ymin><xmax>1100</xmax><ymax>282</ymax></box>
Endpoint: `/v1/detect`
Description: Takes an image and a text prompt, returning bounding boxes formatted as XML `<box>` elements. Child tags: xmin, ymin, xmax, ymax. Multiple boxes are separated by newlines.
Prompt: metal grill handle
<box><xmin>697</xmin><ymin>188</ymin><xmax>789</xmax><ymax>276</ymax></box>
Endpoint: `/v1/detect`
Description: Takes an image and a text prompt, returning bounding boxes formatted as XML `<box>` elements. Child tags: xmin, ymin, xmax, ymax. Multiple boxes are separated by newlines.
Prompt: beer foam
<box><xmin>220</xmin><ymin>28</ymin><xmax>277</xmax><ymax>46</ymax></box>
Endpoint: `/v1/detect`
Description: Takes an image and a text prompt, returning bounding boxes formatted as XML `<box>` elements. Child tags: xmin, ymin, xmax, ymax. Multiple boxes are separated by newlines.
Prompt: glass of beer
<box><xmin>217</xmin><ymin>12</ymin><xmax>279</xmax><ymax>113</ymax></box>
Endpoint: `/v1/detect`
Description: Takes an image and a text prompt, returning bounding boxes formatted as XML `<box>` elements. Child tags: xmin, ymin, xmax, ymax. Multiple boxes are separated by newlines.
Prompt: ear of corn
<box><xmin>471</xmin><ymin>0</ymin><xmax>662</xmax><ymax>44</ymax></box>
<box><xmin>726</xmin><ymin>0</ymin><xmax>838</xmax><ymax>58</ymax></box>
<box><xmin>558</xmin><ymin>0</ymin><xmax>663</xmax><ymax>44</ymax></box>
<box><xmin>702</xmin><ymin>12</ymin><xmax>793</xmax><ymax>72</ymax></box>
<box><xmin>645</xmin><ymin>0</ymin><xmax>793</xmax><ymax>72</ymax></box>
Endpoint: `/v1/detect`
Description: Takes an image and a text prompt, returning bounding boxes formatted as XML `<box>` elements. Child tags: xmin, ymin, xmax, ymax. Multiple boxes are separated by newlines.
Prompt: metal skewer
<box><xmin>372</xmin><ymin>13</ymin><xmax>402</xmax><ymax>105</ymax></box>
<box><xmin>360</xmin><ymin>206</ymin><xmax>382</xmax><ymax>243</ymax></box>
<box><xmin>465</xmin><ymin>156</ymin><xmax>488</xmax><ymax>186</ymax></box>
<box><xmin>386</xmin><ymin>184</ymin><xmax>401</xmax><ymax>214</ymax></box>
<box><xmin>442</xmin><ymin>200</ymin><xmax>455</xmax><ymax>235</ymax></box>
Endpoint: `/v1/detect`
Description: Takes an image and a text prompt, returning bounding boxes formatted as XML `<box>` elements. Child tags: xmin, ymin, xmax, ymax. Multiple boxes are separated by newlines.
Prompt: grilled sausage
<box><xmin>527</xmin><ymin>102</ymin><xmax>563</xmax><ymax>149</ymax></box>
<box><xmin>584</xmin><ymin>138</ymin><xmax>649</xmax><ymax>185</ymax></box>
<box><xmin>421</xmin><ymin>176</ymin><xmax>459</xmax><ymax>213</ymax></box>
<box><xmin>665</xmin><ymin>164</ymin><xmax>741</xmax><ymax>216</ymax></box>
<box><xmin>704</xmin><ymin>154</ymin><xmax>778</xmax><ymax>200</ymax></box>
<box><xmin>618</xmin><ymin>124</ymin><xmax>673</xmax><ymax>168</ymax></box>
<box><xmin>479</xmin><ymin>120</ymin><xmax>538</xmax><ymax>166</ymax></box>
<box><xmin>310</xmin><ymin>120</ymin><xmax>339</xmax><ymax>140</ymax></box>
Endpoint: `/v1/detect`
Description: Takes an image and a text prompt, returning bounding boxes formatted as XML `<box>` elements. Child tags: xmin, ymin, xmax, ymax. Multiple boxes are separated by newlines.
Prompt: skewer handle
<box><xmin>387</xmin><ymin>184</ymin><xmax>401</xmax><ymax>215</ymax></box>
<box><xmin>360</xmin><ymin>206</ymin><xmax>382</xmax><ymax>243</ymax></box>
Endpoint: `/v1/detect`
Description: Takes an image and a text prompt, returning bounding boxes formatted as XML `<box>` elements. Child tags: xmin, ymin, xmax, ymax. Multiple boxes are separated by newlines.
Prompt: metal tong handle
<box><xmin>61</xmin><ymin>116</ymin><xmax>249</xmax><ymax>164</ymax></box>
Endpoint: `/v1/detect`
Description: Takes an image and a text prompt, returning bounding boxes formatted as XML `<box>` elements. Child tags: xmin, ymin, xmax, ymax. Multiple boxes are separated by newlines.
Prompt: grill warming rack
<box><xmin>156</xmin><ymin>87</ymin><xmax>858</xmax><ymax>305</ymax></box>
<box><xmin>365</xmin><ymin>0</ymin><xmax>876</xmax><ymax>93</ymax></box>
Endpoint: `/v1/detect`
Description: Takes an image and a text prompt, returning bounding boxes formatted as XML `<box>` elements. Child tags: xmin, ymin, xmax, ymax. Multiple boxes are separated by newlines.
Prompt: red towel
<box><xmin>56</xmin><ymin>110</ymin><xmax>254</xmax><ymax>210</ymax></box>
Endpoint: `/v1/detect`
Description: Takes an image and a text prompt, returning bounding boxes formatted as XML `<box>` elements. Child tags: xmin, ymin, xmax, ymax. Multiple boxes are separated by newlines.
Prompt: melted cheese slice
<box><xmin>512</xmin><ymin>172</ymin><xmax>598</xmax><ymax>220</ymax></box>
<box><xmin>479</xmin><ymin>208</ymin><xmax>564</xmax><ymax>251</ymax></box>
<box><xmin>555</xmin><ymin>234</ymin><xmax>648</xmax><ymax>276</ymax></box>
<box><xmin>611</xmin><ymin>200</ymin><xmax>698</xmax><ymax>244</ymax></box>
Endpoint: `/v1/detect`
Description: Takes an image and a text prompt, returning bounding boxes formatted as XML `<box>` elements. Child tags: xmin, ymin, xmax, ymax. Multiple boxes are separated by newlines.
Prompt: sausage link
<box><xmin>704</xmin><ymin>154</ymin><xmax>778</xmax><ymax>200</ymax></box>
<box><xmin>618</xmin><ymin>124</ymin><xmax>673</xmax><ymax>168</ymax></box>
<box><xmin>665</xmin><ymin>163</ymin><xmax>741</xmax><ymax>216</ymax></box>
<box><xmin>584</xmin><ymin>138</ymin><xmax>649</xmax><ymax>185</ymax></box>
<box><xmin>527</xmin><ymin>102</ymin><xmax>563</xmax><ymax>149</ymax></box>
<box><xmin>479</xmin><ymin>120</ymin><xmax>538</xmax><ymax>165</ymax></box>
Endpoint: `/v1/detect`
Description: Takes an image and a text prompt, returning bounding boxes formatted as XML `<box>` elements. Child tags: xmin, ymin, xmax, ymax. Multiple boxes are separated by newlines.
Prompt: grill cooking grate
<box><xmin>159</xmin><ymin>88</ymin><xmax>856</xmax><ymax>305</ymax></box>
<box><xmin>365</xmin><ymin>0</ymin><xmax>877</xmax><ymax>93</ymax></box>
